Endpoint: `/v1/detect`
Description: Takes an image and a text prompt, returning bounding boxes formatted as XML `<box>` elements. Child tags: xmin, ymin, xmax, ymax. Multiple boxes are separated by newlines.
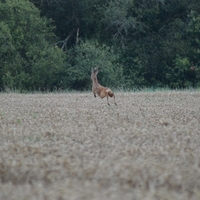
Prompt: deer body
<box><xmin>91</xmin><ymin>67</ymin><xmax>117</xmax><ymax>106</ymax></box>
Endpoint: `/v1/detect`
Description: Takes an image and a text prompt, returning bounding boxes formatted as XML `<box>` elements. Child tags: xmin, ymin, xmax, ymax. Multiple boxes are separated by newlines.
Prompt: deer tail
<box><xmin>106</xmin><ymin>89</ymin><xmax>114</xmax><ymax>97</ymax></box>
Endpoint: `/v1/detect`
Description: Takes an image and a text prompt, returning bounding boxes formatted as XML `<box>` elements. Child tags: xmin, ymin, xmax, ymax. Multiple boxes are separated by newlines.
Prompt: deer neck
<box><xmin>92</xmin><ymin>76</ymin><xmax>99</xmax><ymax>86</ymax></box>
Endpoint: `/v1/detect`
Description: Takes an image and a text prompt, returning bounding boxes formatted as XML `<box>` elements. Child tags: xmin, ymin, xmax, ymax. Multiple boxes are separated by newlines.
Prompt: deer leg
<box><xmin>93</xmin><ymin>91</ymin><xmax>96</xmax><ymax>97</ymax></box>
<box><xmin>92</xmin><ymin>88</ymin><xmax>96</xmax><ymax>97</ymax></box>
<box><xmin>113</xmin><ymin>95</ymin><xmax>117</xmax><ymax>106</ymax></box>
<box><xmin>107</xmin><ymin>95</ymin><xmax>110</xmax><ymax>106</ymax></box>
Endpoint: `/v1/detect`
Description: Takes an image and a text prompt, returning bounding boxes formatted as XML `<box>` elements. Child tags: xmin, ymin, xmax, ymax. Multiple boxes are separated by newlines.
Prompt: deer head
<box><xmin>91</xmin><ymin>66</ymin><xmax>99</xmax><ymax>80</ymax></box>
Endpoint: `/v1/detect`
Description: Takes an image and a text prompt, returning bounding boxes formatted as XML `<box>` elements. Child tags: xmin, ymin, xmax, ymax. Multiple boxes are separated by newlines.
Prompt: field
<box><xmin>0</xmin><ymin>91</ymin><xmax>200</xmax><ymax>200</ymax></box>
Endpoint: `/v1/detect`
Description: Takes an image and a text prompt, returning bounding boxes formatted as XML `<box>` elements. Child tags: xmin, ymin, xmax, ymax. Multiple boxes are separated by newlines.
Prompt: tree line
<box><xmin>0</xmin><ymin>0</ymin><xmax>200</xmax><ymax>92</ymax></box>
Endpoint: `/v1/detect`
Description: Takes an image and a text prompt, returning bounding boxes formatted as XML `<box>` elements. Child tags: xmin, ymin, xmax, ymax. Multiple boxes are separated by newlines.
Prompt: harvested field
<box><xmin>0</xmin><ymin>91</ymin><xmax>200</xmax><ymax>200</ymax></box>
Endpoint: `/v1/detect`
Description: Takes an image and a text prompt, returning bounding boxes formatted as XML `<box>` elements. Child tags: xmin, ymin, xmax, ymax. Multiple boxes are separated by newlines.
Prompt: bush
<box><xmin>65</xmin><ymin>39</ymin><xmax>124</xmax><ymax>90</ymax></box>
<box><xmin>0</xmin><ymin>0</ymin><xmax>66</xmax><ymax>91</ymax></box>
<box><xmin>166</xmin><ymin>56</ymin><xmax>196</xmax><ymax>88</ymax></box>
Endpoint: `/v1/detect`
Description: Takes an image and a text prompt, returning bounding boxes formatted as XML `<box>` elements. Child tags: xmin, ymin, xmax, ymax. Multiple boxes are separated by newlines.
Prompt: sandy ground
<box><xmin>0</xmin><ymin>91</ymin><xmax>200</xmax><ymax>200</ymax></box>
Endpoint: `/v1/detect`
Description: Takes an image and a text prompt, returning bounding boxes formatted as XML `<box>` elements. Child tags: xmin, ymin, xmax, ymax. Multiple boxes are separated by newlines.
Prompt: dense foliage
<box><xmin>0</xmin><ymin>0</ymin><xmax>66</xmax><ymax>91</ymax></box>
<box><xmin>1</xmin><ymin>0</ymin><xmax>200</xmax><ymax>91</ymax></box>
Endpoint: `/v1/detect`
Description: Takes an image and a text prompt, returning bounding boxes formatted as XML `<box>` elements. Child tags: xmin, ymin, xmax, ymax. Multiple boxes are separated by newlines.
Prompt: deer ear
<box><xmin>95</xmin><ymin>68</ymin><xmax>98</xmax><ymax>75</ymax></box>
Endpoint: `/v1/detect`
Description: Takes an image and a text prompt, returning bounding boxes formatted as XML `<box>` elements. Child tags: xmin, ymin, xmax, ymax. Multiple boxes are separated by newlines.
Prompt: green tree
<box><xmin>186</xmin><ymin>10</ymin><xmax>200</xmax><ymax>82</ymax></box>
<box><xmin>0</xmin><ymin>0</ymin><xmax>66</xmax><ymax>91</ymax></box>
<box><xmin>166</xmin><ymin>56</ymin><xmax>196</xmax><ymax>88</ymax></box>
<box><xmin>114</xmin><ymin>0</ymin><xmax>200</xmax><ymax>88</ymax></box>
<box><xmin>30</xmin><ymin>0</ymin><xmax>108</xmax><ymax>49</ymax></box>
<box><xmin>65</xmin><ymin>39</ymin><xmax>124</xmax><ymax>90</ymax></box>
<box><xmin>29</xmin><ymin>0</ymin><xmax>200</xmax><ymax>90</ymax></box>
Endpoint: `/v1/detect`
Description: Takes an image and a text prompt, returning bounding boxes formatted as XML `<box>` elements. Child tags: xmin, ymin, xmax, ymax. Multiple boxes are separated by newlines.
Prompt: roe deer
<box><xmin>91</xmin><ymin>67</ymin><xmax>117</xmax><ymax>106</ymax></box>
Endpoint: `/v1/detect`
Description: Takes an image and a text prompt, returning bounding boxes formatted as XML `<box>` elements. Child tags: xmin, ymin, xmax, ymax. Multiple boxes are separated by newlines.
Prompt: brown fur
<box><xmin>91</xmin><ymin>67</ymin><xmax>117</xmax><ymax>106</ymax></box>
<box><xmin>108</xmin><ymin>91</ymin><xmax>114</xmax><ymax>97</ymax></box>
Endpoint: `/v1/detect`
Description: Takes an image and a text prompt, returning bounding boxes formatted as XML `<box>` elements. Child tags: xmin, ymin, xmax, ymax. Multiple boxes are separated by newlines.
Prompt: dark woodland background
<box><xmin>1</xmin><ymin>0</ymin><xmax>200</xmax><ymax>91</ymax></box>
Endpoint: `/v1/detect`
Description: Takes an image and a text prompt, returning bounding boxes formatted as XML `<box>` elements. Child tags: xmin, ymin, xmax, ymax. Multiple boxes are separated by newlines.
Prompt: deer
<box><xmin>91</xmin><ymin>66</ymin><xmax>117</xmax><ymax>106</ymax></box>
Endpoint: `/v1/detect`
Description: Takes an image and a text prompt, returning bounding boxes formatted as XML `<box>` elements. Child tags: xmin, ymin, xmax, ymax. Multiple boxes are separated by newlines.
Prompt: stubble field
<box><xmin>0</xmin><ymin>91</ymin><xmax>200</xmax><ymax>200</ymax></box>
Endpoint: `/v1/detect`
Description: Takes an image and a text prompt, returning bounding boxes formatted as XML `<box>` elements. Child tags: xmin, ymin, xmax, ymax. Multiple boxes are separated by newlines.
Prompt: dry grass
<box><xmin>0</xmin><ymin>91</ymin><xmax>200</xmax><ymax>200</ymax></box>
